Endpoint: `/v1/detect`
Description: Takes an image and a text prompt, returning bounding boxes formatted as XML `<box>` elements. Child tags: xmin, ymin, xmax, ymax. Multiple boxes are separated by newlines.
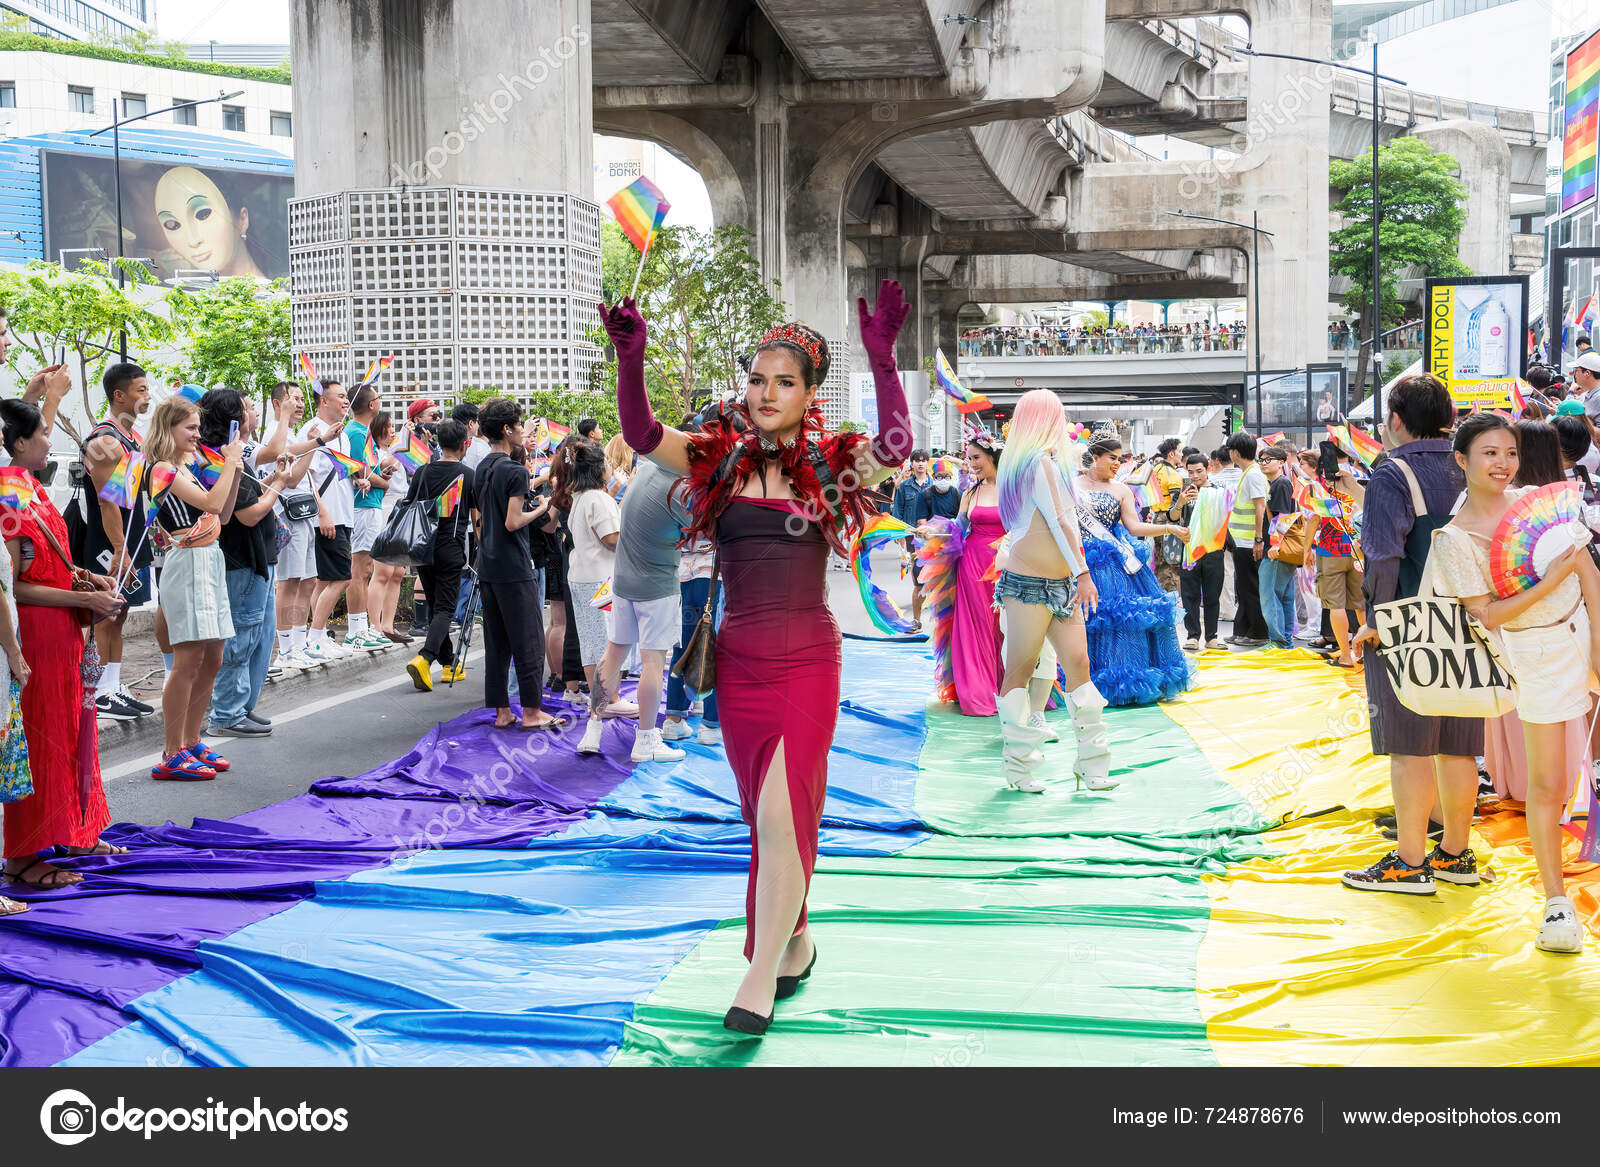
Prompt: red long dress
<box><xmin>714</xmin><ymin>498</ymin><xmax>837</xmax><ymax>961</ymax></box>
<box><xmin>3</xmin><ymin>487</ymin><xmax>110</xmax><ymax>859</ymax></box>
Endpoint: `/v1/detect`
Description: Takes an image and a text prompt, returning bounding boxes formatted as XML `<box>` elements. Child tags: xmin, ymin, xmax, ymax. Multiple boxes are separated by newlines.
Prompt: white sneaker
<box><xmin>302</xmin><ymin>640</ymin><xmax>341</xmax><ymax>663</ymax></box>
<box><xmin>696</xmin><ymin>724</ymin><xmax>722</xmax><ymax>746</ymax></box>
<box><xmin>1206</xmin><ymin>638</ymin><xmax>1229</xmax><ymax>651</ymax></box>
<box><xmin>1536</xmin><ymin>895</ymin><xmax>1584</xmax><ymax>954</ymax></box>
<box><xmin>603</xmin><ymin>699</ymin><xmax>640</xmax><ymax>719</ymax></box>
<box><xmin>576</xmin><ymin>717</ymin><xmax>605</xmax><ymax>756</ymax></box>
<box><xmin>1182</xmin><ymin>638</ymin><xmax>1200</xmax><ymax>652</ymax></box>
<box><xmin>661</xmin><ymin>719</ymin><xmax>692</xmax><ymax>742</ymax></box>
<box><xmin>631</xmin><ymin>729</ymin><xmax>685</xmax><ymax>763</ymax></box>
<box><xmin>1026</xmin><ymin>712</ymin><xmax>1060</xmax><ymax>743</ymax></box>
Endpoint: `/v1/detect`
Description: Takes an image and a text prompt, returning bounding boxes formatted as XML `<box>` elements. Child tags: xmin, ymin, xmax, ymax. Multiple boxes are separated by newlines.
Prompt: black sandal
<box><xmin>59</xmin><ymin>840</ymin><xmax>127</xmax><ymax>857</ymax></box>
<box><xmin>5</xmin><ymin>859</ymin><xmax>82</xmax><ymax>889</ymax></box>
<box><xmin>516</xmin><ymin>715</ymin><xmax>572</xmax><ymax>733</ymax></box>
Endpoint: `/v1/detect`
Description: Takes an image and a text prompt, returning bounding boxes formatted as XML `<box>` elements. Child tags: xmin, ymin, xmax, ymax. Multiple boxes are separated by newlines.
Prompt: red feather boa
<box><xmin>681</xmin><ymin>402</ymin><xmax>875</xmax><ymax>557</ymax></box>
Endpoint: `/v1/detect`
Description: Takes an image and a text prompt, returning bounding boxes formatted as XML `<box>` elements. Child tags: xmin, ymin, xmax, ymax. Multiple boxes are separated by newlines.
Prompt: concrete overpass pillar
<box><xmin>288</xmin><ymin>0</ymin><xmax>600</xmax><ymax>408</ymax></box>
<box><xmin>1236</xmin><ymin>0</ymin><xmax>1333</xmax><ymax>375</ymax></box>
<box><xmin>1411</xmin><ymin>120</ymin><xmax>1512</xmax><ymax>277</ymax></box>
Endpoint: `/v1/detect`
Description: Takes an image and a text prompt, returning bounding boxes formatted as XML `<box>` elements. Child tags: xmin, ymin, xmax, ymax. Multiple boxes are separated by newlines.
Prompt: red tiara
<box><xmin>758</xmin><ymin>323</ymin><xmax>824</xmax><ymax>368</ymax></box>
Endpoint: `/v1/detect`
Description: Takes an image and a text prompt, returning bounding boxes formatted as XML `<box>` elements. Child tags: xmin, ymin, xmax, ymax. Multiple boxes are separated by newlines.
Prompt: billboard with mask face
<box><xmin>40</xmin><ymin>150</ymin><xmax>291</xmax><ymax>280</ymax></box>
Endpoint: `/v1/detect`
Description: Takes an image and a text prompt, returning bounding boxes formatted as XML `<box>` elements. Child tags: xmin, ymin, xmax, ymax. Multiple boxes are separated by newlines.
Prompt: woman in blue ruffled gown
<box><xmin>1074</xmin><ymin>434</ymin><xmax>1195</xmax><ymax>707</ymax></box>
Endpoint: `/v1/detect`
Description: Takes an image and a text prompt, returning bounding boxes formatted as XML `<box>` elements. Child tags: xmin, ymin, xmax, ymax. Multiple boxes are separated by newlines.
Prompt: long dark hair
<box><xmin>1512</xmin><ymin>419</ymin><xmax>1564</xmax><ymax>487</ymax></box>
<box><xmin>197</xmin><ymin>387</ymin><xmax>245</xmax><ymax>449</ymax></box>
<box><xmin>0</xmin><ymin>398</ymin><xmax>42</xmax><ymax>457</ymax></box>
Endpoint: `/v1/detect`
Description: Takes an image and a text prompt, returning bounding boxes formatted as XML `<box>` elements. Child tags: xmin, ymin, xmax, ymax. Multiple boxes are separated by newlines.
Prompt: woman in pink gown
<box><xmin>952</xmin><ymin>434</ymin><xmax>1003</xmax><ymax>716</ymax></box>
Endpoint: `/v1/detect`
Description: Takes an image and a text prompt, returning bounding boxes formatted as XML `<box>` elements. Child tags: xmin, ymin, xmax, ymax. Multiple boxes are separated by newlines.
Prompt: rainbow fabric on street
<box><xmin>12</xmin><ymin>644</ymin><xmax>1600</xmax><ymax>1068</ymax></box>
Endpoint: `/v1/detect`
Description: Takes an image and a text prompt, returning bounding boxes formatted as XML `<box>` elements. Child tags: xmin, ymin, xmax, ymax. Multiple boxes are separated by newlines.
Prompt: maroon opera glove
<box><xmin>600</xmin><ymin>297</ymin><xmax>663</xmax><ymax>455</ymax></box>
<box><xmin>858</xmin><ymin>278</ymin><xmax>913</xmax><ymax>465</ymax></box>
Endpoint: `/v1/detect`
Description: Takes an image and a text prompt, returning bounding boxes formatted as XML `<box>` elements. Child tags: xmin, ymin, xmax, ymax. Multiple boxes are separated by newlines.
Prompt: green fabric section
<box><xmin>615</xmin><ymin>695</ymin><xmax>1275</xmax><ymax>1067</ymax></box>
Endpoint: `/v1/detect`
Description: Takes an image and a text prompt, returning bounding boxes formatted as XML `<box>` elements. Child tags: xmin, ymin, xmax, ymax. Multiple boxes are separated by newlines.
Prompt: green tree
<box><xmin>460</xmin><ymin>385</ymin><xmax>620</xmax><ymax>439</ymax></box>
<box><xmin>0</xmin><ymin>259</ymin><xmax>174</xmax><ymax>443</ymax></box>
<box><xmin>156</xmin><ymin>278</ymin><xmax>292</xmax><ymax>417</ymax></box>
<box><xmin>1331</xmin><ymin>136</ymin><xmax>1468</xmax><ymax>400</ymax></box>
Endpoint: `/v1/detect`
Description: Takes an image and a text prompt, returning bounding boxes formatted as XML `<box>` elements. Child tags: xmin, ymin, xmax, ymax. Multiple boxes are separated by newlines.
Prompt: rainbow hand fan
<box><xmin>1489</xmin><ymin>482</ymin><xmax>1587</xmax><ymax>599</ymax></box>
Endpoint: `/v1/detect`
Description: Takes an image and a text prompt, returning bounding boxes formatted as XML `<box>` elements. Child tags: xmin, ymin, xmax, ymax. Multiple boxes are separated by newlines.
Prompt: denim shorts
<box><xmin>992</xmin><ymin>569</ymin><xmax>1079</xmax><ymax>620</ymax></box>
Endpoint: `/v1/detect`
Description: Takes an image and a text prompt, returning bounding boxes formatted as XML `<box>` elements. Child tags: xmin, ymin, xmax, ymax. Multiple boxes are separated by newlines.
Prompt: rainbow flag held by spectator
<box><xmin>322</xmin><ymin>448</ymin><xmax>367</xmax><ymax>480</ymax></box>
<box><xmin>436</xmin><ymin>475</ymin><xmax>464</xmax><ymax>518</ymax></box>
<box><xmin>1183</xmin><ymin>484</ymin><xmax>1235</xmax><ymax>568</ymax></box>
<box><xmin>1343</xmin><ymin>424</ymin><xmax>1384</xmax><ymax>469</ymax></box>
<box><xmin>0</xmin><ymin>467</ymin><xmax>37</xmax><ymax>511</ymax></box>
<box><xmin>934</xmin><ymin>349</ymin><xmax>992</xmax><ymax>414</ymax></box>
<box><xmin>97</xmin><ymin>450</ymin><xmax>146</xmax><ymax>509</ymax></box>
<box><xmin>358</xmin><ymin>354</ymin><xmax>394</xmax><ymax>387</ymax></box>
<box><xmin>191</xmin><ymin>444</ymin><xmax>227</xmax><ymax>487</ymax></box>
<box><xmin>147</xmin><ymin>463</ymin><xmax>178</xmax><ymax>506</ymax></box>
<box><xmin>298</xmin><ymin>352</ymin><xmax>319</xmax><ymax>386</ymax></box>
<box><xmin>391</xmin><ymin>431</ymin><xmax>430</xmax><ymax>474</ymax></box>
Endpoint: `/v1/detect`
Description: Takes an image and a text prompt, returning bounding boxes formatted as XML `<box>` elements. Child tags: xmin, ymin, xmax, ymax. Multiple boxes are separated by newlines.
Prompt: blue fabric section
<box><xmin>65</xmin><ymin>641</ymin><xmax>932</xmax><ymax>1067</ymax></box>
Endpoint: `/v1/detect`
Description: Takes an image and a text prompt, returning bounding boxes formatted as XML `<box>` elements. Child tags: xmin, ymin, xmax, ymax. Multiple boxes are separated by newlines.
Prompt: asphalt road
<box><xmin>99</xmin><ymin>551</ymin><xmax>908</xmax><ymax>830</ymax></box>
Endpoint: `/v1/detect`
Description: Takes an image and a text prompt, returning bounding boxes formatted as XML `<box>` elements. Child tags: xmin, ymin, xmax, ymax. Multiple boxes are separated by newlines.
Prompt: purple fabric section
<box><xmin>0</xmin><ymin>696</ymin><xmax>629</xmax><ymax>1067</ymax></box>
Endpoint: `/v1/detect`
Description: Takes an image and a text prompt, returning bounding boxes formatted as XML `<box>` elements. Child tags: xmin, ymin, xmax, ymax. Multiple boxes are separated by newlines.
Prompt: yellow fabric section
<box><xmin>1167</xmin><ymin>650</ymin><xmax>1600</xmax><ymax>1067</ymax></box>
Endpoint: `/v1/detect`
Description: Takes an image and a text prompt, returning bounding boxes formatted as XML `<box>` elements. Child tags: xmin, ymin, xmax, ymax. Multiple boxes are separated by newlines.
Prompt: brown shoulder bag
<box><xmin>670</xmin><ymin>548</ymin><xmax>720</xmax><ymax>697</ymax></box>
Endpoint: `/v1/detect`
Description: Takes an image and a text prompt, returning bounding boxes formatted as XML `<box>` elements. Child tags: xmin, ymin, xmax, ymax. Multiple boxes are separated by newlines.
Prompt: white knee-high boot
<box><xmin>1067</xmin><ymin>681</ymin><xmax>1118</xmax><ymax>791</ymax></box>
<box><xmin>997</xmin><ymin>688</ymin><xmax>1048</xmax><ymax>793</ymax></box>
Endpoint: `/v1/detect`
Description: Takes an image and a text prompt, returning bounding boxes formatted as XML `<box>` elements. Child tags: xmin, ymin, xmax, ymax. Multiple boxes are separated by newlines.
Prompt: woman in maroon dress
<box><xmin>601</xmin><ymin>281</ymin><xmax>912</xmax><ymax>1035</ymax></box>
<box><xmin>0</xmin><ymin>400</ymin><xmax>127</xmax><ymax>890</ymax></box>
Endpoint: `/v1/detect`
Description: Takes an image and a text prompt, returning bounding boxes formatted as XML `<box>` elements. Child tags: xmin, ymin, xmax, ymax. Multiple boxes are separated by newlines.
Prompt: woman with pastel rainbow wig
<box><xmin>1074</xmin><ymin>429</ymin><xmax>1195</xmax><ymax>708</ymax></box>
<box><xmin>991</xmin><ymin>389</ymin><xmax>1115</xmax><ymax>794</ymax></box>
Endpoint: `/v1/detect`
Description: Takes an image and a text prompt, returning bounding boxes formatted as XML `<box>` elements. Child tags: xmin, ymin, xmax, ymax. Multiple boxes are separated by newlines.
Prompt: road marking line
<box><xmin>101</xmin><ymin>649</ymin><xmax>487</xmax><ymax>784</ymax></box>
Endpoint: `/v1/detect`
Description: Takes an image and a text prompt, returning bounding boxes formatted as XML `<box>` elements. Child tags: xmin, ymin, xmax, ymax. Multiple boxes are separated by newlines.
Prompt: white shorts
<box><xmin>352</xmin><ymin>507</ymin><xmax>384</xmax><ymax>555</ymax></box>
<box><xmin>278</xmin><ymin>518</ymin><xmax>317</xmax><ymax>580</ymax></box>
<box><xmin>609</xmin><ymin>592</ymin><xmax>682</xmax><ymax>652</ymax></box>
<box><xmin>998</xmin><ymin>607</ymin><xmax>1058</xmax><ymax>683</ymax></box>
<box><xmin>1501</xmin><ymin>609</ymin><xmax>1596</xmax><ymax>725</ymax></box>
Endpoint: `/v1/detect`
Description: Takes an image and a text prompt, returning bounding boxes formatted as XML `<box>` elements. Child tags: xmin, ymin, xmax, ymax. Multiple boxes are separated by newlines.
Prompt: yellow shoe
<box><xmin>440</xmin><ymin>663</ymin><xmax>466</xmax><ymax>684</ymax></box>
<box><xmin>407</xmin><ymin>655</ymin><xmax>433</xmax><ymax>692</ymax></box>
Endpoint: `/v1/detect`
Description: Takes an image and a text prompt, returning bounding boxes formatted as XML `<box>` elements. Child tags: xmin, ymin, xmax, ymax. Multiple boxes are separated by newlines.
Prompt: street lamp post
<box><xmin>91</xmin><ymin>89</ymin><xmax>246</xmax><ymax>360</ymax></box>
<box><xmin>1166</xmin><ymin>209</ymin><xmax>1272</xmax><ymax>430</ymax></box>
<box><xmin>1235</xmin><ymin>43</ymin><xmax>1406</xmax><ymax>418</ymax></box>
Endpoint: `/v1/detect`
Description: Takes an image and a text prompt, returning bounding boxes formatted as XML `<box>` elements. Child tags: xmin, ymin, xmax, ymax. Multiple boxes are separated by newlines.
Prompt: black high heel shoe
<box><xmin>775</xmin><ymin>943</ymin><xmax>818</xmax><ymax>1001</ymax></box>
<box><xmin>722</xmin><ymin>1006</ymin><xmax>773</xmax><ymax>1036</ymax></box>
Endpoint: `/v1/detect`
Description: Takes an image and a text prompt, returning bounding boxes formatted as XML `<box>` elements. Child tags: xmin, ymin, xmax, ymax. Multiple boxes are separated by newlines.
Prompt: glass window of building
<box><xmin>222</xmin><ymin>104</ymin><xmax>245</xmax><ymax>133</ymax></box>
<box><xmin>68</xmin><ymin>86</ymin><xmax>94</xmax><ymax>114</ymax></box>
<box><xmin>0</xmin><ymin>84</ymin><xmax>14</xmax><ymax>109</ymax></box>
<box><xmin>121</xmin><ymin>93</ymin><xmax>146</xmax><ymax>119</ymax></box>
<box><xmin>173</xmin><ymin>100</ymin><xmax>197</xmax><ymax>125</ymax></box>
<box><xmin>270</xmin><ymin>111</ymin><xmax>292</xmax><ymax>137</ymax></box>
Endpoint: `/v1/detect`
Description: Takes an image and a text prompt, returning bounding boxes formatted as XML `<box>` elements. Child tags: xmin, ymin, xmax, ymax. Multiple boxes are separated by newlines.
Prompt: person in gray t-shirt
<box><xmin>578</xmin><ymin>459</ymin><xmax>696</xmax><ymax>762</ymax></box>
<box><xmin>613</xmin><ymin>461</ymin><xmax>692</xmax><ymax>601</ymax></box>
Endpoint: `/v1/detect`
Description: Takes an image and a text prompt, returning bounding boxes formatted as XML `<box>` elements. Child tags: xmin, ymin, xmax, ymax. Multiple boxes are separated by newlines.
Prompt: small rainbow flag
<box><xmin>1301</xmin><ymin>493</ymin><xmax>1346</xmax><ymax>520</ymax></box>
<box><xmin>589</xmin><ymin>578</ymin><xmax>613</xmax><ymax>610</ymax></box>
<box><xmin>544</xmin><ymin>419</ymin><xmax>571</xmax><ymax>444</ymax></box>
<box><xmin>191</xmin><ymin>444</ymin><xmax>227</xmax><ymax>487</ymax></box>
<box><xmin>298</xmin><ymin>352</ymin><xmax>319</xmax><ymax>386</ymax></box>
<box><xmin>0</xmin><ymin>468</ymin><xmax>37</xmax><ymax>511</ymax></box>
<box><xmin>605</xmin><ymin>176</ymin><xmax>671</xmax><ymax>253</ymax></box>
<box><xmin>1343</xmin><ymin>424</ymin><xmax>1384</xmax><ymax>469</ymax></box>
<box><xmin>1259</xmin><ymin>431</ymin><xmax>1287</xmax><ymax>448</ymax></box>
<box><xmin>322</xmin><ymin>447</ymin><xmax>367</xmax><ymax>480</ymax></box>
<box><xmin>934</xmin><ymin>349</ymin><xmax>991</xmax><ymax>415</ymax></box>
<box><xmin>391</xmin><ymin>431</ymin><xmax>430</xmax><ymax>474</ymax></box>
<box><xmin>147</xmin><ymin>463</ymin><xmax>178</xmax><ymax>506</ymax></box>
<box><xmin>97</xmin><ymin>450</ymin><xmax>146</xmax><ymax>509</ymax></box>
<box><xmin>358</xmin><ymin>355</ymin><xmax>395</xmax><ymax>387</ymax></box>
<box><xmin>436</xmin><ymin>475</ymin><xmax>464</xmax><ymax>518</ymax></box>
<box><xmin>533</xmin><ymin>457</ymin><xmax>552</xmax><ymax>478</ymax></box>
<box><xmin>1510</xmin><ymin>378</ymin><xmax>1530</xmax><ymax>413</ymax></box>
